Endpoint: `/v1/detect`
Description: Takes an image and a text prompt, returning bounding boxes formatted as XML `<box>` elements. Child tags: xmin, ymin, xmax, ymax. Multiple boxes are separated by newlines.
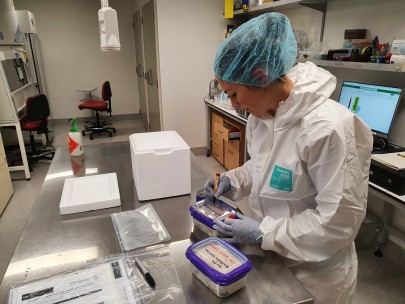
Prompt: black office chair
<box><xmin>78</xmin><ymin>81</ymin><xmax>116</xmax><ymax>140</ymax></box>
<box><xmin>12</xmin><ymin>94</ymin><xmax>55</xmax><ymax>171</ymax></box>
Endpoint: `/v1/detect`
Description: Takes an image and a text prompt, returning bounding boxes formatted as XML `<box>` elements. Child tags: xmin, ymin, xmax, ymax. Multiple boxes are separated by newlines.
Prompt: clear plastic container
<box><xmin>185</xmin><ymin>237</ymin><xmax>252</xmax><ymax>297</ymax></box>
<box><xmin>189</xmin><ymin>198</ymin><xmax>237</xmax><ymax>237</ymax></box>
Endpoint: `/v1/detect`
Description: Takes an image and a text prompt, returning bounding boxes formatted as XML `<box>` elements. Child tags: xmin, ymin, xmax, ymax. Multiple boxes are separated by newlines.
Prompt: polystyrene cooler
<box><xmin>129</xmin><ymin>131</ymin><xmax>191</xmax><ymax>201</ymax></box>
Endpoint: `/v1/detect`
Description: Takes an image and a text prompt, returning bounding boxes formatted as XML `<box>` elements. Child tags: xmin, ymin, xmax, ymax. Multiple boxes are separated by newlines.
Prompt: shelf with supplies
<box><xmin>298</xmin><ymin>59</ymin><xmax>405</xmax><ymax>72</ymax></box>
<box><xmin>232</xmin><ymin>0</ymin><xmax>328</xmax><ymax>42</ymax></box>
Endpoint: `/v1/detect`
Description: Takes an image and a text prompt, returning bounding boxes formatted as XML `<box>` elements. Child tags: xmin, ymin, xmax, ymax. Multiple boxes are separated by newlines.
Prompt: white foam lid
<box><xmin>60</xmin><ymin>173</ymin><xmax>121</xmax><ymax>215</ymax></box>
<box><xmin>129</xmin><ymin>131</ymin><xmax>189</xmax><ymax>152</ymax></box>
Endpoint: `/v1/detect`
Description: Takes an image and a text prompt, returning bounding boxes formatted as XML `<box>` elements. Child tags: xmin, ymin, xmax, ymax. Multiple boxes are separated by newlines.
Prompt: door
<box><xmin>29</xmin><ymin>34</ymin><xmax>47</xmax><ymax>96</ymax></box>
<box><xmin>133</xmin><ymin>11</ymin><xmax>148</xmax><ymax>130</ymax></box>
<box><xmin>142</xmin><ymin>0</ymin><xmax>161</xmax><ymax>132</ymax></box>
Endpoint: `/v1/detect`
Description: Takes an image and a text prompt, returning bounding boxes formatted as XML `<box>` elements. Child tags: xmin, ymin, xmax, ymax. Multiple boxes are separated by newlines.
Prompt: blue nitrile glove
<box><xmin>203</xmin><ymin>175</ymin><xmax>231</xmax><ymax>198</ymax></box>
<box><xmin>213</xmin><ymin>212</ymin><xmax>262</xmax><ymax>244</ymax></box>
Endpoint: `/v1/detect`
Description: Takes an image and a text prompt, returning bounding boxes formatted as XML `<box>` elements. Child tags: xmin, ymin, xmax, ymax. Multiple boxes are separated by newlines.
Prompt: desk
<box><xmin>369</xmin><ymin>182</ymin><xmax>405</xmax><ymax>252</ymax></box>
<box><xmin>0</xmin><ymin>122</ymin><xmax>30</xmax><ymax>180</ymax></box>
<box><xmin>0</xmin><ymin>141</ymin><xmax>313</xmax><ymax>303</ymax></box>
<box><xmin>0</xmin><ymin>82</ymin><xmax>34</xmax><ymax>180</ymax></box>
<box><xmin>76</xmin><ymin>87</ymin><xmax>97</xmax><ymax>100</ymax></box>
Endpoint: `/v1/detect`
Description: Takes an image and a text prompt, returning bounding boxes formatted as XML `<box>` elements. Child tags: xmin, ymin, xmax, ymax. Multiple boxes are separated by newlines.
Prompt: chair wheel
<box><xmin>109</xmin><ymin>133</ymin><xmax>113</xmax><ymax>137</ymax></box>
<box><xmin>90</xmin><ymin>135</ymin><xmax>94</xmax><ymax>140</ymax></box>
<box><xmin>82</xmin><ymin>131</ymin><xmax>86</xmax><ymax>136</ymax></box>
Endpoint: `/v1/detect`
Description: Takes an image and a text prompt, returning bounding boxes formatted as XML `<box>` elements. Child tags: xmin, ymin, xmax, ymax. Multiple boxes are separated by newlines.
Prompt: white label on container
<box><xmin>195</xmin><ymin>242</ymin><xmax>242</xmax><ymax>274</ymax></box>
<box><xmin>196</xmin><ymin>201</ymin><xmax>233</xmax><ymax>220</ymax></box>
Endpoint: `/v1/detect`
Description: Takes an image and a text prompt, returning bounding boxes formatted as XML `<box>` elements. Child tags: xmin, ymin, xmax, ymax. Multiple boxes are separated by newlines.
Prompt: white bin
<box><xmin>129</xmin><ymin>131</ymin><xmax>191</xmax><ymax>201</ymax></box>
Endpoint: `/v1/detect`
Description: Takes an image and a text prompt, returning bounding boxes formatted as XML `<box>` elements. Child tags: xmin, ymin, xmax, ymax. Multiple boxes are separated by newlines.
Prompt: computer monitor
<box><xmin>338</xmin><ymin>81</ymin><xmax>402</xmax><ymax>138</ymax></box>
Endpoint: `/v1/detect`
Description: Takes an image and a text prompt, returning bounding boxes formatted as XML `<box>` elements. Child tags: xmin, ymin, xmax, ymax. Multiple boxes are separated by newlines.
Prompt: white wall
<box><xmin>133</xmin><ymin>0</ymin><xmax>227</xmax><ymax>147</ymax></box>
<box><xmin>14</xmin><ymin>0</ymin><xmax>139</xmax><ymax>120</ymax></box>
<box><xmin>155</xmin><ymin>0</ymin><xmax>227</xmax><ymax>148</ymax></box>
<box><xmin>139</xmin><ymin>0</ymin><xmax>405</xmax><ymax>149</ymax></box>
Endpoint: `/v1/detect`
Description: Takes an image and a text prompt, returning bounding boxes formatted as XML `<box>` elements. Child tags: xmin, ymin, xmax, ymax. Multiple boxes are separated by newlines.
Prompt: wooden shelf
<box><xmin>298</xmin><ymin>59</ymin><xmax>405</xmax><ymax>72</ymax></box>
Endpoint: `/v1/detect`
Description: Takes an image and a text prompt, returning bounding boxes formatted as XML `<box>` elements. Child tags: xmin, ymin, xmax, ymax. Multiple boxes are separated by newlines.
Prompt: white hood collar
<box><xmin>274</xmin><ymin>61</ymin><xmax>337</xmax><ymax>129</ymax></box>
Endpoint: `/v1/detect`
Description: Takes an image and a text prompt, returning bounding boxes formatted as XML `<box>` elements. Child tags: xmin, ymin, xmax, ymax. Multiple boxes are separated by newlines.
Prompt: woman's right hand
<box><xmin>203</xmin><ymin>175</ymin><xmax>231</xmax><ymax>198</ymax></box>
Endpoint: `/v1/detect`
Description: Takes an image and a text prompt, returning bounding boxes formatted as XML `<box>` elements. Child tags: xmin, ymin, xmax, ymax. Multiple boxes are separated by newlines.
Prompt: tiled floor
<box><xmin>1</xmin><ymin>118</ymin><xmax>405</xmax><ymax>303</ymax></box>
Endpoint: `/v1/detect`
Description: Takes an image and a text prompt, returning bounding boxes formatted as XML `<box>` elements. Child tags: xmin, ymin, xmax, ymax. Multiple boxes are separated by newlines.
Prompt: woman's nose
<box><xmin>231</xmin><ymin>99</ymin><xmax>240</xmax><ymax>108</ymax></box>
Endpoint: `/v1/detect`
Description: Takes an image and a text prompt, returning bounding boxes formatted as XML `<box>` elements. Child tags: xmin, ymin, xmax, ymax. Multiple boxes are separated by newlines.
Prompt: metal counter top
<box><xmin>0</xmin><ymin>141</ymin><xmax>313</xmax><ymax>303</ymax></box>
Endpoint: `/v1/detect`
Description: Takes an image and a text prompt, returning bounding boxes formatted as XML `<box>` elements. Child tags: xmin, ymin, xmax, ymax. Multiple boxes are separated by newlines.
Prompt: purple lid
<box><xmin>189</xmin><ymin>198</ymin><xmax>237</xmax><ymax>229</ymax></box>
<box><xmin>185</xmin><ymin>237</ymin><xmax>252</xmax><ymax>286</ymax></box>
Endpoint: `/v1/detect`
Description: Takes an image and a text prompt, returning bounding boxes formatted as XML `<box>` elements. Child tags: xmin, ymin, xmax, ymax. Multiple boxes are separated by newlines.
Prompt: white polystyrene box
<box><xmin>59</xmin><ymin>173</ymin><xmax>121</xmax><ymax>215</ymax></box>
<box><xmin>129</xmin><ymin>131</ymin><xmax>191</xmax><ymax>201</ymax></box>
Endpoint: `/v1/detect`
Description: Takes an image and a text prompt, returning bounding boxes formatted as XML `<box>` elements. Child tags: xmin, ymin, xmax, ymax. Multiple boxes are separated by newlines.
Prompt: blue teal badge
<box><xmin>270</xmin><ymin>165</ymin><xmax>293</xmax><ymax>192</ymax></box>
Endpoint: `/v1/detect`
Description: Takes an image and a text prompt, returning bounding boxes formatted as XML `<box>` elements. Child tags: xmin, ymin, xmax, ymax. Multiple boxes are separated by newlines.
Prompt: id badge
<box><xmin>270</xmin><ymin>165</ymin><xmax>293</xmax><ymax>192</ymax></box>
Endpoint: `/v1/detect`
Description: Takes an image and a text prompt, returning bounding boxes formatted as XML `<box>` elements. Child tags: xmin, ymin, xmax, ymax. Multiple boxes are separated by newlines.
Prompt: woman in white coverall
<box><xmin>204</xmin><ymin>12</ymin><xmax>373</xmax><ymax>304</ymax></box>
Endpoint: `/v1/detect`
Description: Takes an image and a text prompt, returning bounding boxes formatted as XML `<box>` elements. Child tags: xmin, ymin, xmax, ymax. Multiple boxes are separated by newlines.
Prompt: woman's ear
<box><xmin>252</xmin><ymin>68</ymin><xmax>268</xmax><ymax>85</ymax></box>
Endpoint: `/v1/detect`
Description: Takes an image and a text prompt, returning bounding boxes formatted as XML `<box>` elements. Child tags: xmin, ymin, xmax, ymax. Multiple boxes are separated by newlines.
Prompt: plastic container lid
<box><xmin>189</xmin><ymin>198</ymin><xmax>237</xmax><ymax>229</ymax></box>
<box><xmin>185</xmin><ymin>237</ymin><xmax>252</xmax><ymax>286</ymax></box>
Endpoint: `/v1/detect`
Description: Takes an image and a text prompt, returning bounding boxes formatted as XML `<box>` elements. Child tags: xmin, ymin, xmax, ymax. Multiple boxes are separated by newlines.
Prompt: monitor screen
<box><xmin>338</xmin><ymin>81</ymin><xmax>402</xmax><ymax>138</ymax></box>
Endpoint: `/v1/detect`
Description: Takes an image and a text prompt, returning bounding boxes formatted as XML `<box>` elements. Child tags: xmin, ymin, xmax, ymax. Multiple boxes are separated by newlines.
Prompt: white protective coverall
<box><xmin>223</xmin><ymin>61</ymin><xmax>373</xmax><ymax>304</ymax></box>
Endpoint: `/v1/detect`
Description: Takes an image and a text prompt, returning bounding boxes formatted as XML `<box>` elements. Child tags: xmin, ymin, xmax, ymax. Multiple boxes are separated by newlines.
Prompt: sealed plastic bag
<box><xmin>125</xmin><ymin>247</ymin><xmax>186</xmax><ymax>304</ymax></box>
<box><xmin>111</xmin><ymin>204</ymin><xmax>171</xmax><ymax>252</ymax></box>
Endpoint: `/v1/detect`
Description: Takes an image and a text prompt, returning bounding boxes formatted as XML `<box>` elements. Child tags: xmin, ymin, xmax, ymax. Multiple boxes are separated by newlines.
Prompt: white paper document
<box><xmin>371</xmin><ymin>152</ymin><xmax>405</xmax><ymax>170</ymax></box>
<box><xmin>8</xmin><ymin>260</ymin><xmax>136</xmax><ymax>304</ymax></box>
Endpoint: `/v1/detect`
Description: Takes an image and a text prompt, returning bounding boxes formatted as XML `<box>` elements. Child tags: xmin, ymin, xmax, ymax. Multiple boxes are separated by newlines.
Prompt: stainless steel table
<box><xmin>0</xmin><ymin>141</ymin><xmax>313</xmax><ymax>303</ymax></box>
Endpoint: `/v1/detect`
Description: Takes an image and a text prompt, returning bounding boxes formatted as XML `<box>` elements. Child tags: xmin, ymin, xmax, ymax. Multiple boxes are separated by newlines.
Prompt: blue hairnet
<box><xmin>214</xmin><ymin>12</ymin><xmax>297</xmax><ymax>87</ymax></box>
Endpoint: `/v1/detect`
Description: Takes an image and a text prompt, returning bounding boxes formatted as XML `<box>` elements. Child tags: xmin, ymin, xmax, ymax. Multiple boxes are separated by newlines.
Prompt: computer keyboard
<box><xmin>372</xmin><ymin>144</ymin><xmax>405</xmax><ymax>154</ymax></box>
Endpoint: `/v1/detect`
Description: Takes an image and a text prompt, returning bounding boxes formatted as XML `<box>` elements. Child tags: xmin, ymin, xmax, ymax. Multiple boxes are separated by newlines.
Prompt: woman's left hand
<box><xmin>214</xmin><ymin>212</ymin><xmax>262</xmax><ymax>244</ymax></box>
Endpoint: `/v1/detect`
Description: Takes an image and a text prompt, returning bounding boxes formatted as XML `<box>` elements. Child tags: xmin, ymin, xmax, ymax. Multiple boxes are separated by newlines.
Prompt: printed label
<box><xmin>68</xmin><ymin>134</ymin><xmax>79</xmax><ymax>154</ymax></box>
<box><xmin>196</xmin><ymin>200</ymin><xmax>233</xmax><ymax>220</ymax></box>
<box><xmin>196</xmin><ymin>242</ymin><xmax>241</xmax><ymax>274</ymax></box>
<box><xmin>270</xmin><ymin>165</ymin><xmax>293</xmax><ymax>192</ymax></box>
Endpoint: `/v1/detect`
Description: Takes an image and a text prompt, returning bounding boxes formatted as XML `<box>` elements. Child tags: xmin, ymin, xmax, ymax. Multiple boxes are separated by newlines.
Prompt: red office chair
<box><xmin>78</xmin><ymin>81</ymin><xmax>116</xmax><ymax>140</ymax></box>
<box><xmin>12</xmin><ymin>94</ymin><xmax>55</xmax><ymax>171</ymax></box>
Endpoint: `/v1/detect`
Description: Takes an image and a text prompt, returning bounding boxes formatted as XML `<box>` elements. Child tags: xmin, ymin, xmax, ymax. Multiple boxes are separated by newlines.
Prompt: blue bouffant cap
<box><xmin>214</xmin><ymin>12</ymin><xmax>297</xmax><ymax>87</ymax></box>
